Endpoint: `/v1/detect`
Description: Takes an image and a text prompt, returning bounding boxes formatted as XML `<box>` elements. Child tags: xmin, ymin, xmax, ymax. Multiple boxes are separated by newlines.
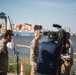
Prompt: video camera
<box><xmin>53</xmin><ymin>24</ymin><xmax>67</xmax><ymax>45</ymax></box>
<box><xmin>53</xmin><ymin>24</ymin><xmax>70</xmax><ymax>54</ymax></box>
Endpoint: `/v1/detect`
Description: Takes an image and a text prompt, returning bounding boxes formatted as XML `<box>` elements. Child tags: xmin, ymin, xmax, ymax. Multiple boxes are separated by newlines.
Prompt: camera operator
<box><xmin>36</xmin><ymin>31</ymin><xmax>62</xmax><ymax>75</ymax></box>
<box><xmin>61</xmin><ymin>32</ymin><xmax>74</xmax><ymax>75</ymax></box>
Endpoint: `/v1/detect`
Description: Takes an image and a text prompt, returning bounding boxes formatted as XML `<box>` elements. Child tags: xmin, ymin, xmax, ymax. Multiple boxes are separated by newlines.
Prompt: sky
<box><xmin>0</xmin><ymin>0</ymin><xmax>76</xmax><ymax>33</ymax></box>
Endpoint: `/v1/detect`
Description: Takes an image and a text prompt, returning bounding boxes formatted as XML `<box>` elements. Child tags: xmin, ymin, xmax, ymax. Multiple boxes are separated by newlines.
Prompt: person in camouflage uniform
<box><xmin>0</xmin><ymin>30</ymin><xmax>14</xmax><ymax>75</ymax></box>
<box><xmin>30</xmin><ymin>30</ymin><xmax>42</xmax><ymax>75</ymax></box>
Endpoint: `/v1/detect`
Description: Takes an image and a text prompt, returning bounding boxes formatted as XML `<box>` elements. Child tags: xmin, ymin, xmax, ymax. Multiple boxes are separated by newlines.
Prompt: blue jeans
<box><xmin>0</xmin><ymin>72</ymin><xmax>7</xmax><ymax>75</ymax></box>
<box><xmin>36</xmin><ymin>72</ymin><xmax>56</xmax><ymax>75</ymax></box>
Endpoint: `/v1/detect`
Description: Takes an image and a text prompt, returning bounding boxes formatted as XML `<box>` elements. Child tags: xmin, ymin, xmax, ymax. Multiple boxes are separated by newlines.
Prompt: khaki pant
<box><xmin>30</xmin><ymin>66</ymin><xmax>36</xmax><ymax>75</ymax></box>
<box><xmin>61</xmin><ymin>58</ymin><xmax>73</xmax><ymax>74</ymax></box>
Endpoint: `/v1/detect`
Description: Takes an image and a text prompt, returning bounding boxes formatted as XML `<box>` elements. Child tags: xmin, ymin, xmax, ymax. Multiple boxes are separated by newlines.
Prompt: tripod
<box><xmin>14</xmin><ymin>49</ymin><xmax>19</xmax><ymax>75</ymax></box>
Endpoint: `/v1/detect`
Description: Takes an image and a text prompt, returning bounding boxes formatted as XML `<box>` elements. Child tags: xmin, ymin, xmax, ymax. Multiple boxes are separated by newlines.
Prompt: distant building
<box><xmin>65</xmin><ymin>27</ymin><xmax>71</xmax><ymax>33</ymax></box>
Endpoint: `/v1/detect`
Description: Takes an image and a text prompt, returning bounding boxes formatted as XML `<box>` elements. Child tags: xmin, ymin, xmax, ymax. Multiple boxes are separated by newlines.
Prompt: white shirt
<box><xmin>69</xmin><ymin>39</ymin><xmax>74</xmax><ymax>58</ymax></box>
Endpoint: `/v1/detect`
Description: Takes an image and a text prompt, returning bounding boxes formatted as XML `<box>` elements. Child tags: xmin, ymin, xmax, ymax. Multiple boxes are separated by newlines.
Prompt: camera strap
<box><xmin>59</xmin><ymin>41</ymin><xmax>63</xmax><ymax>60</ymax></box>
<box><xmin>57</xmin><ymin>41</ymin><xmax>63</xmax><ymax>75</ymax></box>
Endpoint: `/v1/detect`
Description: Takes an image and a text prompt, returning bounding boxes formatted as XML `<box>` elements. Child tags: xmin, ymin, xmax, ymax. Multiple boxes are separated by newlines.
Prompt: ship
<box><xmin>14</xmin><ymin>31</ymin><xmax>34</xmax><ymax>36</ymax></box>
<box><xmin>13</xmin><ymin>23</ymin><xmax>49</xmax><ymax>36</ymax></box>
<box><xmin>0</xmin><ymin>23</ymin><xmax>49</xmax><ymax>36</ymax></box>
<box><xmin>0</xmin><ymin>13</ymin><xmax>49</xmax><ymax>36</ymax></box>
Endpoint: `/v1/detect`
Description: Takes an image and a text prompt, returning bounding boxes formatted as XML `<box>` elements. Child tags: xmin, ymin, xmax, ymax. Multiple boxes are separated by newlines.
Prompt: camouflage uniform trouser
<box><xmin>30</xmin><ymin>66</ymin><xmax>36</xmax><ymax>75</ymax></box>
<box><xmin>61</xmin><ymin>58</ymin><xmax>73</xmax><ymax>75</ymax></box>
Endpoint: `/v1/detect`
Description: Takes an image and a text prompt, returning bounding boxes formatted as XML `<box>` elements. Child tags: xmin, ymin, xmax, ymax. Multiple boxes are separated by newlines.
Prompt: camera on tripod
<box><xmin>53</xmin><ymin>24</ymin><xmax>66</xmax><ymax>45</ymax></box>
<box><xmin>52</xmin><ymin>24</ymin><xmax>70</xmax><ymax>54</ymax></box>
<box><xmin>52</xmin><ymin>24</ymin><xmax>71</xmax><ymax>75</ymax></box>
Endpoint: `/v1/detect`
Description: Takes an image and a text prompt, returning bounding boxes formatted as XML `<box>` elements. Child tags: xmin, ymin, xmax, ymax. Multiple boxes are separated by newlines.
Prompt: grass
<box><xmin>8</xmin><ymin>56</ymin><xmax>76</xmax><ymax>75</ymax></box>
<box><xmin>8</xmin><ymin>62</ymin><xmax>76</xmax><ymax>75</ymax></box>
<box><xmin>8</xmin><ymin>62</ymin><xmax>31</xmax><ymax>75</ymax></box>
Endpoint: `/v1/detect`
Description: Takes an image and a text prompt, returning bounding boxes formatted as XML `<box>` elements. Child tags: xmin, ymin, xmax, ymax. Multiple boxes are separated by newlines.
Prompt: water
<box><xmin>0</xmin><ymin>36</ymin><xmax>76</xmax><ymax>73</ymax></box>
<box><xmin>8</xmin><ymin>36</ymin><xmax>47</xmax><ymax>61</ymax></box>
<box><xmin>12</xmin><ymin>36</ymin><xmax>76</xmax><ymax>56</ymax></box>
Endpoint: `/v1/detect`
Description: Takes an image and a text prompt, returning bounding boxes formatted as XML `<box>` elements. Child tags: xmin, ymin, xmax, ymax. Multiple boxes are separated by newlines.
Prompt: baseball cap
<box><xmin>4</xmin><ymin>30</ymin><xmax>14</xmax><ymax>36</ymax></box>
<box><xmin>34</xmin><ymin>30</ymin><xmax>43</xmax><ymax>35</ymax></box>
<box><xmin>47</xmin><ymin>31</ymin><xmax>57</xmax><ymax>40</ymax></box>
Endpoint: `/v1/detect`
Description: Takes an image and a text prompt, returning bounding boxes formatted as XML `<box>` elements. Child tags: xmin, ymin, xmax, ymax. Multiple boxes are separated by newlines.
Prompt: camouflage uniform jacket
<box><xmin>30</xmin><ymin>39</ymin><xmax>39</xmax><ymax>66</ymax></box>
<box><xmin>0</xmin><ymin>40</ymin><xmax>8</xmax><ymax>72</ymax></box>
